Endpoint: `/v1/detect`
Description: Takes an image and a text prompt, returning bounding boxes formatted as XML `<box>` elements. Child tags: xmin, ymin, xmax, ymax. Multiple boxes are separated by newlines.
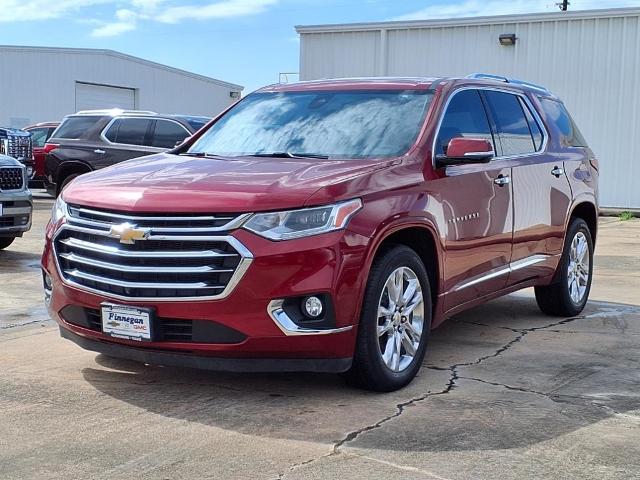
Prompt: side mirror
<box><xmin>435</xmin><ymin>137</ymin><xmax>494</xmax><ymax>167</ymax></box>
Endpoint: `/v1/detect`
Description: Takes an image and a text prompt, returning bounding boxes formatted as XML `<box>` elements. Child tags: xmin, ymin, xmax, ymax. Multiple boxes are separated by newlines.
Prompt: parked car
<box><xmin>42</xmin><ymin>75</ymin><xmax>598</xmax><ymax>391</ymax></box>
<box><xmin>0</xmin><ymin>154</ymin><xmax>32</xmax><ymax>250</ymax></box>
<box><xmin>0</xmin><ymin>127</ymin><xmax>34</xmax><ymax>180</ymax></box>
<box><xmin>24</xmin><ymin>122</ymin><xmax>59</xmax><ymax>188</ymax></box>
<box><xmin>44</xmin><ymin>111</ymin><xmax>211</xmax><ymax>196</ymax></box>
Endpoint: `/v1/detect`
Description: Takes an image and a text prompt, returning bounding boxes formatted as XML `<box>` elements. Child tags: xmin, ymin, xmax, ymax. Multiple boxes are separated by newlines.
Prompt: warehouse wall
<box><xmin>298</xmin><ymin>9</ymin><xmax>640</xmax><ymax>209</ymax></box>
<box><xmin>0</xmin><ymin>47</ymin><xmax>241</xmax><ymax>129</ymax></box>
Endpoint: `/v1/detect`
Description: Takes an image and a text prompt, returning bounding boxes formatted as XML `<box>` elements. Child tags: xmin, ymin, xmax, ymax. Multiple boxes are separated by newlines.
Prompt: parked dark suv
<box><xmin>43</xmin><ymin>75</ymin><xmax>598</xmax><ymax>391</ymax></box>
<box><xmin>44</xmin><ymin>110</ymin><xmax>210</xmax><ymax>195</ymax></box>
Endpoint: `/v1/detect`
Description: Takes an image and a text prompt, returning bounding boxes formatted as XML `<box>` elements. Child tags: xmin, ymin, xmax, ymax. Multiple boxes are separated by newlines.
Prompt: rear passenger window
<box><xmin>151</xmin><ymin>120</ymin><xmax>190</xmax><ymax>149</ymax></box>
<box><xmin>436</xmin><ymin>89</ymin><xmax>494</xmax><ymax>155</ymax></box>
<box><xmin>539</xmin><ymin>98</ymin><xmax>588</xmax><ymax>147</ymax></box>
<box><xmin>53</xmin><ymin>116</ymin><xmax>101</xmax><ymax>139</ymax></box>
<box><xmin>483</xmin><ymin>91</ymin><xmax>535</xmax><ymax>156</ymax></box>
<box><xmin>104</xmin><ymin>118</ymin><xmax>152</xmax><ymax>146</ymax></box>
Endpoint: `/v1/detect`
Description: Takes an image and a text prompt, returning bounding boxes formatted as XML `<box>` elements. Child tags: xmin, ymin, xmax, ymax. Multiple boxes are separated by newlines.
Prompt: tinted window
<box><xmin>519</xmin><ymin>98</ymin><xmax>544</xmax><ymax>150</ymax></box>
<box><xmin>436</xmin><ymin>89</ymin><xmax>493</xmax><ymax>155</ymax></box>
<box><xmin>181</xmin><ymin>116</ymin><xmax>210</xmax><ymax>131</ymax></box>
<box><xmin>539</xmin><ymin>98</ymin><xmax>588</xmax><ymax>147</ymax></box>
<box><xmin>53</xmin><ymin>116</ymin><xmax>101</xmax><ymax>139</ymax></box>
<box><xmin>104</xmin><ymin>118</ymin><xmax>152</xmax><ymax>146</ymax></box>
<box><xmin>188</xmin><ymin>90</ymin><xmax>434</xmax><ymax>159</ymax></box>
<box><xmin>483</xmin><ymin>91</ymin><xmax>535</xmax><ymax>156</ymax></box>
<box><xmin>28</xmin><ymin>128</ymin><xmax>48</xmax><ymax>147</ymax></box>
<box><xmin>152</xmin><ymin>120</ymin><xmax>190</xmax><ymax>148</ymax></box>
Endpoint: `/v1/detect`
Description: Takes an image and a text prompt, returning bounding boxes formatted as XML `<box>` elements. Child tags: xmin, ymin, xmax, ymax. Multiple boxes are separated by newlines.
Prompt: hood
<box><xmin>63</xmin><ymin>153</ymin><xmax>390</xmax><ymax>213</ymax></box>
<box><xmin>0</xmin><ymin>154</ymin><xmax>22</xmax><ymax>167</ymax></box>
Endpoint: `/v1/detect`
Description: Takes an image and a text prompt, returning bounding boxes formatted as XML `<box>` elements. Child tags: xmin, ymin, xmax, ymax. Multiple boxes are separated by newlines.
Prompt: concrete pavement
<box><xmin>1</xmin><ymin>196</ymin><xmax>639</xmax><ymax>479</ymax></box>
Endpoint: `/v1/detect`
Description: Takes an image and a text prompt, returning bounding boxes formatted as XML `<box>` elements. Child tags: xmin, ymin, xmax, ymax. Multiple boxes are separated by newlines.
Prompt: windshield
<box><xmin>188</xmin><ymin>90</ymin><xmax>434</xmax><ymax>159</ymax></box>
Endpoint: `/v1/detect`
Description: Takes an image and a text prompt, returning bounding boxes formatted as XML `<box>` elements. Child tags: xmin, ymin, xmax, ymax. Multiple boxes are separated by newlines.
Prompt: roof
<box><xmin>256</xmin><ymin>75</ymin><xmax>556</xmax><ymax>97</ymax></box>
<box><xmin>296</xmin><ymin>7</ymin><xmax>640</xmax><ymax>33</ymax></box>
<box><xmin>0</xmin><ymin>45</ymin><xmax>243</xmax><ymax>91</ymax></box>
<box><xmin>259</xmin><ymin>77</ymin><xmax>440</xmax><ymax>92</ymax></box>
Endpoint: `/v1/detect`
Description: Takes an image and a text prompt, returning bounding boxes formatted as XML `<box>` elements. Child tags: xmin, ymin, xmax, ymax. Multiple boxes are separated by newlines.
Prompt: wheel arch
<box><xmin>569</xmin><ymin>201</ymin><xmax>598</xmax><ymax>244</ymax></box>
<box><xmin>362</xmin><ymin>221</ymin><xmax>443</xmax><ymax>317</ymax></box>
<box><xmin>56</xmin><ymin>161</ymin><xmax>93</xmax><ymax>194</ymax></box>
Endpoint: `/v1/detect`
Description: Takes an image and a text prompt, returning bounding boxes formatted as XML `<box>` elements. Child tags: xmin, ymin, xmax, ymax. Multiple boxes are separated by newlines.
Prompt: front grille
<box><xmin>0</xmin><ymin>167</ymin><xmax>24</xmax><ymax>191</ymax></box>
<box><xmin>54</xmin><ymin>206</ymin><xmax>253</xmax><ymax>300</ymax></box>
<box><xmin>0</xmin><ymin>217</ymin><xmax>14</xmax><ymax>227</ymax></box>
<box><xmin>7</xmin><ymin>135</ymin><xmax>33</xmax><ymax>160</ymax></box>
<box><xmin>60</xmin><ymin>306</ymin><xmax>247</xmax><ymax>344</ymax></box>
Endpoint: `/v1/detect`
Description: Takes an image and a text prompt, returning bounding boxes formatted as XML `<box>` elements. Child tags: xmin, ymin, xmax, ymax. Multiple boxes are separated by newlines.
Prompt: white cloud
<box><xmin>394</xmin><ymin>0</ymin><xmax>640</xmax><ymax>21</ymax></box>
<box><xmin>92</xmin><ymin>9</ymin><xmax>138</xmax><ymax>37</ymax></box>
<box><xmin>153</xmin><ymin>0</ymin><xmax>280</xmax><ymax>24</ymax></box>
<box><xmin>0</xmin><ymin>0</ymin><xmax>114</xmax><ymax>22</ymax></box>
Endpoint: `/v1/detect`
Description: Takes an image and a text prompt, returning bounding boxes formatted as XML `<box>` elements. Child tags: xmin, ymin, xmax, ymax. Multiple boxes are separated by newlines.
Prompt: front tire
<box><xmin>346</xmin><ymin>245</ymin><xmax>432</xmax><ymax>392</ymax></box>
<box><xmin>535</xmin><ymin>218</ymin><xmax>594</xmax><ymax>317</ymax></box>
<box><xmin>0</xmin><ymin>237</ymin><xmax>15</xmax><ymax>250</ymax></box>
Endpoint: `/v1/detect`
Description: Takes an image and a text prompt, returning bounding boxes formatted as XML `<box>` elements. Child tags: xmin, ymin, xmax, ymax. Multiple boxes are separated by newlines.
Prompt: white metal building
<box><xmin>297</xmin><ymin>7</ymin><xmax>640</xmax><ymax>209</ymax></box>
<box><xmin>0</xmin><ymin>46</ymin><xmax>242</xmax><ymax>129</ymax></box>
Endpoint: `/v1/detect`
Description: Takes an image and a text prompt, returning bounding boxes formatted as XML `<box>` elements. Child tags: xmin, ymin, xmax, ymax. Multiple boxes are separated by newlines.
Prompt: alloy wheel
<box><xmin>376</xmin><ymin>266</ymin><xmax>425</xmax><ymax>372</ymax></box>
<box><xmin>567</xmin><ymin>231</ymin><xmax>590</xmax><ymax>304</ymax></box>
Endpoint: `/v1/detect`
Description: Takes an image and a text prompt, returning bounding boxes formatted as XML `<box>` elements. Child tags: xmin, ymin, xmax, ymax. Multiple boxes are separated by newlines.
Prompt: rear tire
<box><xmin>0</xmin><ymin>237</ymin><xmax>15</xmax><ymax>250</ymax></box>
<box><xmin>346</xmin><ymin>245</ymin><xmax>432</xmax><ymax>392</ymax></box>
<box><xmin>58</xmin><ymin>173</ymin><xmax>82</xmax><ymax>196</ymax></box>
<box><xmin>535</xmin><ymin>218</ymin><xmax>593</xmax><ymax>317</ymax></box>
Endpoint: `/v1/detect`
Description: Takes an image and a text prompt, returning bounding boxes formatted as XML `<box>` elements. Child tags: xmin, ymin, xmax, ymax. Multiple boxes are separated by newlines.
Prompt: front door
<box><xmin>430</xmin><ymin>89</ymin><xmax>514</xmax><ymax>311</ymax></box>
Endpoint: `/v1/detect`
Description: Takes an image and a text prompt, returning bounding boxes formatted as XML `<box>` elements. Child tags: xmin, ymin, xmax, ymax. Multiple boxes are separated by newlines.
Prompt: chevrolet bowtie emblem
<box><xmin>109</xmin><ymin>223</ymin><xmax>151</xmax><ymax>244</ymax></box>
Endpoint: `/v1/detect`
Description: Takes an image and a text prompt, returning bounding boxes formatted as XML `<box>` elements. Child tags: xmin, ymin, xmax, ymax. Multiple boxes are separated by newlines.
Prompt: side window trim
<box><xmin>432</xmin><ymin>86</ymin><xmax>549</xmax><ymax>167</ymax></box>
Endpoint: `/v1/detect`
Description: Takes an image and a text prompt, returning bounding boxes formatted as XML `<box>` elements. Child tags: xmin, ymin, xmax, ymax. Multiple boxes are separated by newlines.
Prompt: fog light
<box><xmin>303</xmin><ymin>296</ymin><xmax>323</xmax><ymax>318</ymax></box>
<box><xmin>44</xmin><ymin>273</ymin><xmax>53</xmax><ymax>290</ymax></box>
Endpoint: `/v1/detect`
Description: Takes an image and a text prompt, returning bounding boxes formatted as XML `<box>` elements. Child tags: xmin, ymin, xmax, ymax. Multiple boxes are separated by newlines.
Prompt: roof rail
<box><xmin>466</xmin><ymin>73</ymin><xmax>551</xmax><ymax>94</ymax></box>
<box><xmin>75</xmin><ymin>109</ymin><xmax>158</xmax><ymax>116</ymax></box>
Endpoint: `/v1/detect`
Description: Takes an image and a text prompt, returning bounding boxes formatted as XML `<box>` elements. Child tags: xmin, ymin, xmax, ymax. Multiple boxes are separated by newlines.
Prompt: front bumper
<box><xmin>0</xmin><ymin>190</ymin><xmax>32</xmax><ymax>237</ymax></box>
<box><xmin>43</xmin><ymin>227</ymin><xmax>371</xmax><ymax>366</ymax></box>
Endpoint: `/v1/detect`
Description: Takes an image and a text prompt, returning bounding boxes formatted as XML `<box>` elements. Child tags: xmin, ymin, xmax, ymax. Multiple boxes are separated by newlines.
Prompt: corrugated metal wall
<box><xmin>0</xmin><ymin>47</ymin><xmax>241</xmax><ymax>130</ymax></box>
<box><xmin>299</xmin><ymin>9</ymin><xmax>640</xmax><ymax>209</ymax></box>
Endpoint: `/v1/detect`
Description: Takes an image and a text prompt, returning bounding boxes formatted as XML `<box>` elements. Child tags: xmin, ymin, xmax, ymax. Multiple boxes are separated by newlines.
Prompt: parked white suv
<box><xmin>0</xmin><ymin>154</ymin><xmax>32</xmax><ymax>250</ymax></box>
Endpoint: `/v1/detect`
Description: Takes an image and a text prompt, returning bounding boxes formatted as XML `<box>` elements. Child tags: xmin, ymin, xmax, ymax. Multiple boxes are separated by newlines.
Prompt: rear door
<box><xmin>101</xmin><ymin>117</ymin><xmax>160</xmax><ymax>167</ymax></box>
<box><xmin>482</xmin><ymin>90</ymin><xmax>573</xmax><ymax>286</ymax></box>
<box><xmin>431</xmin><ymin>89</ymin><xmax>514</xmax><ymax>311</ymax></box>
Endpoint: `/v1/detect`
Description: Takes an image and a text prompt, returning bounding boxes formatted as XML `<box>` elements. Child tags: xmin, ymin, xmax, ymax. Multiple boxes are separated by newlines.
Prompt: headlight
<box><xmin>51</xmin><ymin>196</ymin><xmax>68</xmax><ymax>224</ymax></box>
<box><xmin>243</xmin><ymin>199</ymin><xmax>362</xmax><ymax>241</ymax></box>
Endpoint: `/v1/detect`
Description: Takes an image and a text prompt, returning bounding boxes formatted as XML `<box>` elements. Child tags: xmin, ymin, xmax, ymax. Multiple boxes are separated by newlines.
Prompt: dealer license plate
<box><xmin>101</xmin><ymin>303</ymin><xmax>153</xmax><ymax>341</ymax></box>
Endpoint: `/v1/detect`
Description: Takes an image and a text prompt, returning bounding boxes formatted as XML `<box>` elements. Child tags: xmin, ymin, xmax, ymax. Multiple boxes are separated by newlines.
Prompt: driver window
<box><xmin>436</xmin><ymin>89</ymin><xmax>494</xmax><ymax>156</ymax></box>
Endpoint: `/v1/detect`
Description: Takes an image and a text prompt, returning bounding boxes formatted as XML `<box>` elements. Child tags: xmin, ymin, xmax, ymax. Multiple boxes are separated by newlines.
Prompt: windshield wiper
<box><xmin>179</xmin><ymin>152</ymin><xmax>227</xmax><ymax>158</ymax></box>
<box><xmin>251</xmin><ymin>152</ymin><xmax>330</xmax><ymax>159</ymax></box>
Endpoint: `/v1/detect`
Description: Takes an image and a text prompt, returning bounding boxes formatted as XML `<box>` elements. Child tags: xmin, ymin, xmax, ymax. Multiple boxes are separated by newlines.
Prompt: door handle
<box><xmin>551</xmin><ymin>166</ymin><xmax>564</xmax><ymax>177</ymax></box>
<box><xmin>94</xmin><ymin>149</ymin><xmax>106</xmax><ymax>154</ymax></box>
<box><xmin>494</xmin><ymin>174</ymin><xmax>511</xmax><ymax>186</ymax></box>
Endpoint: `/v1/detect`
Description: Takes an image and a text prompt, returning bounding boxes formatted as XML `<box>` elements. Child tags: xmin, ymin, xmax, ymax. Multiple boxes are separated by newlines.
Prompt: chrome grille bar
<box><xmin>59</xmin><ymin>252</ymin><xmax>234</xmax><ymax>274</ymax></box>
<box><xmin>64</xmin><ymin>269</ymin><xmax>217</xmax><ymax>290</ymax></box>
<box><xmin>59</xmin><ymin>237</ymin><xmax>238</xmax><ymax>258</ymax></box>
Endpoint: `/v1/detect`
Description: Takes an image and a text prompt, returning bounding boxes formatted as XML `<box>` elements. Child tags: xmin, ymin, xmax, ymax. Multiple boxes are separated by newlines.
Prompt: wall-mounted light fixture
<box><xmin>230</xmin><ymin>91</ymin><xmax>241</xmax><ymax>99</ymax></box>
<box><xmin>499</xmin><ymin>34</ymin><xmax>517</xmax><ymax>46</ymax></box>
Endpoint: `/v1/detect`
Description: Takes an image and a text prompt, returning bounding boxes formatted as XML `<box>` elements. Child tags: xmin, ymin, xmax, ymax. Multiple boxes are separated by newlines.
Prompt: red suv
<box><xmin>42</xmin><ymin>75</ymin><xmax>598</xmax><ymax>391</ymax></box>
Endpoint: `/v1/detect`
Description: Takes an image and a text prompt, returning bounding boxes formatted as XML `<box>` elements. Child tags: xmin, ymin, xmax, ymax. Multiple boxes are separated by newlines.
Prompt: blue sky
<box><xmin>0</xmin><ymin>0</ymin><xmax>637</xmax><ymax>93</ymax></box>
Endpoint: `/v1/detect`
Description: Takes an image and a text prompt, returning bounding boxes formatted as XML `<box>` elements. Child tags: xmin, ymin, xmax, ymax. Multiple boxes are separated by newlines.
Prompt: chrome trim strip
<box><xmin>53</xmin><ymin>224</ymin><xmax>254</xmax><ymax>302</ymax></box>
<box><xmin>59</xmin><ymin>252</ymin><xmax>234</xmax><ymax>274</ymax></box>
<box><xmin>59</xmin><ymin>237</ymin><xmax>238</xmax><ymax>258</ymax></box>
<box><xmin>452</xmin><ymin>254</ymin><xmax>551</xmax><ymax>292</ymax></box>
<box><xmin>431</xmin><ymin>86</ymin><xmax>549</xmax><ymax>167</ymax></box>
<box><xmin>267</xmin><ymin>299</ymin><xmax>354</xmax><ymax>336</ymax></box>
<box><xmin>64</xmin><ymin>269</ymin><xmax>216</xmax><ymax>290</ymax></box>
<box><xmin>68</xmin><ymin>208</ymin><xmax>251</xmax><ymax>233</ymax></box>
<box><xmin>1</xmin><ymin>207</ymin><xmax>31</xmax><ymax>215</ymax></box>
